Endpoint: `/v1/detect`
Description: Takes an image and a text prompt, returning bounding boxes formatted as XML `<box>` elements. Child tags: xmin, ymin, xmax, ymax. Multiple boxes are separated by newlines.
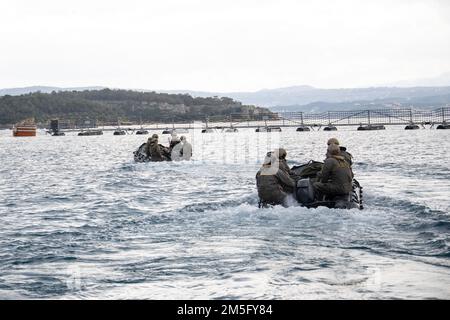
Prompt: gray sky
<box><xmin>1</xmin><ymin>0</ymin><xmax>450</xmax><ymax>91</ymax></box>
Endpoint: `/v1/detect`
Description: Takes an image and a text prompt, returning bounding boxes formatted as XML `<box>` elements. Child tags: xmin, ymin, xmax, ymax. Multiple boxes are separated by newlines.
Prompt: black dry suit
<box><xmin>256</xmin><ymin>159</ymin><xmax>296</xmax><ymax>206</ymax></box>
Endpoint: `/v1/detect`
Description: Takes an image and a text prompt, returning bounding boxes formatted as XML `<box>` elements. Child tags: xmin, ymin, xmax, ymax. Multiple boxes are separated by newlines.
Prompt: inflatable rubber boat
<box><xmin>291</xmin><ymin>161</ymin><xmax>363</xmax><ymax>210</ymax></box>
<box><xmin>133</xmin><ymin>143</ymin><xmax>171</xmax><ymax>162</ymax></box>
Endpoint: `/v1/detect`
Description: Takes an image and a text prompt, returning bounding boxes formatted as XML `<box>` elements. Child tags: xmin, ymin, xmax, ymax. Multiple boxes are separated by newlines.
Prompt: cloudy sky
<box><xmin>1</xmin><ymin>0</ymin><xmax>450</xmax><ymax>91</ymax></box>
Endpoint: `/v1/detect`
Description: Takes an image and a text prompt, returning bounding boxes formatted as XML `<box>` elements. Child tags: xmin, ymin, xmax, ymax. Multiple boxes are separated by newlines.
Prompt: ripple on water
<box><xmin>0</xmin><ymin>129</ymin><xmax>449</xmax><ymax>299</ymax></box>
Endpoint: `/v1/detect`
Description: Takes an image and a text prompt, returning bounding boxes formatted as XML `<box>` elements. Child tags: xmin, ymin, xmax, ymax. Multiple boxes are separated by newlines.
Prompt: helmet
<box><xmin>327</xmin><ymin>138</ymin><xmax>339</xmax><ymax>145</ymax></box>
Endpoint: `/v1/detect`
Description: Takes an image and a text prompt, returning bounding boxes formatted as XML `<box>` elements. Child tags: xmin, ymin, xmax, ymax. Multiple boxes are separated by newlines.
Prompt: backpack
<box><xmin>291</xmin><ymin>160</ymin><xmax>324</xmax><ymax>178</ymax></box>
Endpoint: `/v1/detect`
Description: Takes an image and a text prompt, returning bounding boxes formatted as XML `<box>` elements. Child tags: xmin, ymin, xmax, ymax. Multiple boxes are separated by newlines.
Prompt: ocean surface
<box><xmin>0</xmin><ymin>126</ymin><xmax>449</xmax><ymax>299</ymax></box>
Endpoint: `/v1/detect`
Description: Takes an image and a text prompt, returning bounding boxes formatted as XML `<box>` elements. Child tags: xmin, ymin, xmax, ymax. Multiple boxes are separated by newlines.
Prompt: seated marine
<box><xmin>274</xmin><ymin>148</ymin><xmax>292</xmax><ymax>175</ymax></box>
<box><xmin>327</xmin><ymin>137</ymin><xmax>353</xmax><ymax>168</ymax></box>
<box><xmin>256</xmin><ymin>152</ymin><xmax>296</xmax><ymax>207</ymax></box>
<box><xmin>313</xmin><ymin>144</ymin><xmax>353</xmax><ymax>200</ymax></box>
<box><xmin>146</xmin><ymin>134</ymin><xmax>171</xmax><ymax>161</ymax></box>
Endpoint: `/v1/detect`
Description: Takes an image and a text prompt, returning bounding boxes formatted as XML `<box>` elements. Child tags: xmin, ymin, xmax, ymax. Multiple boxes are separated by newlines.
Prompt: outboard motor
<box><xmin>296</xmin><ymin>178</ymin><xmax>315</xmax><ymax>205</ymax></box>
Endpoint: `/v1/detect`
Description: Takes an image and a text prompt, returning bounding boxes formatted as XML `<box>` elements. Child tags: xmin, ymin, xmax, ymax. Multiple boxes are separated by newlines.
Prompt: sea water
<box><xmin>0</xmin><ymin>127</ymin><xmax>449</xmax><ymax>299</ymax></box>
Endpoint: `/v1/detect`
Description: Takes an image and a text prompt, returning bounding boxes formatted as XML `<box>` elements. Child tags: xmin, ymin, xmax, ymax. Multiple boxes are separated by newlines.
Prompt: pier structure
<box><xmin>270</xmin><ymin>107</ymin><xmax>450</xmax><ymax>128</ymax></box>
<box><xmin>51</xmin><ymin>107</ymin><xmax>450</xmax><ymax>133</ymax></box>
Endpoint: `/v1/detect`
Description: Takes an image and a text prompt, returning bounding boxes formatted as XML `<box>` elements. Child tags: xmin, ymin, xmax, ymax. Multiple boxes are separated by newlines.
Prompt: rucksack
<box><xmin>291</xmin><ymin>160</ymin><xmax>324</xmax><ymax>178</ymax></box>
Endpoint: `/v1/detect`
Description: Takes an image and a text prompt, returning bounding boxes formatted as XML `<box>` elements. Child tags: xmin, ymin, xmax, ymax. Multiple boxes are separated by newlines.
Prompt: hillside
<box><xmin>0</xmin><ymin>89</ymin><xmax>269</xmax><ymax>125</ymax></box>
<box><xmin>2</xmin><ymin>84</ymin><xmax>450</xmax><ymax>116</ymax></box>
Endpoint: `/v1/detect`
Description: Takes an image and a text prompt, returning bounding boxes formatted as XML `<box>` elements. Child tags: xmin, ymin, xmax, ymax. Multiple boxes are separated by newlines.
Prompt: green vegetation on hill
<box><xmin>0</xmin><ymin>89</ymin><xmax>270</xmax><ymax>125</ymax></box>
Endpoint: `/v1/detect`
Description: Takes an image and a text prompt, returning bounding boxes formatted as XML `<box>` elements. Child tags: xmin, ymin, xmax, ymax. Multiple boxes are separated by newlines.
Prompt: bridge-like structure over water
<box><xmin>271</xmin><ymin>107</ymin><xmax>449</xmax><ymax>127</ymax></box>
<box><xmin>204</xmin><ymin>107</ymin><xmax>450</xmax><ymax>130</ymax></box>
<box><xmin>54</xmin><ymin>107</ymin><xmax>450</xmax><ymax>133</ymax></box>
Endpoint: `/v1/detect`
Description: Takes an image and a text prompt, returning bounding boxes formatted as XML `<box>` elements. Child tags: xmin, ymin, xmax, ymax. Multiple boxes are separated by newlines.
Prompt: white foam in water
<box><xmin>0</xmin><ymin>127</ymin><xmax>449</xmax><ymax>299</ymax></box>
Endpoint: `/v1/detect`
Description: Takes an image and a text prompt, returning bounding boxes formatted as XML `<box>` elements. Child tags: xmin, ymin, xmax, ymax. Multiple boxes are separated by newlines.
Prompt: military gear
<box><xmin>327</xmin><ymin>137</ymin><xmax>340</xmax><ymax>146</ymax></box>
<box><xmin>314</xmin><ymin>155</ymin><xmax>352</xmax><ymax>197</ymax></box>
<box><xmin>326</xmin><ymin>139</ymin><xmax>353</xmax><ymax>167</ymax></box>
<box><xmin>147</xmin><ymin>136</ymin><xmax>169</xmax><ymax>161</ymax></box>
<box><xmin>256</xmin><ymin>159</ymin><xmax>295</xmax><ymax>206</ymax></box>
<box><xmin>160</xmin><ymin>145</ymin><xmax>171</xmax><ymax>160</ymax></box>
<box><xmin>146</xmin><ymin>137</ymin><xmax>154</xmax><ymax>157</ymax></box>
<box><xmin>290</xmin><ymin>161</ymin><xmax>363</xmax><ymax>210</ymax></box>
<box><xmin>340</xmin><ymin>147</ymin><xmax>353</xmax><ymax>167</ymax></box>
<box><xmin>279</xmin><ymin>159</ymin><xmax>292</xmax><ymax>175</ymax></box>
<box><xmin>292</xmin><ymin>161</ymin><xmax>323</xmax><ymax>178</ymax></box>
<box><xmin>133</xmin><ymin>139</ymin><xmax>171</xmax><ymax>163</ymax></box>
<box><xmin>271</xmin><ymin>148</ymin><xmax>291</xmax><ymax>175</ymax></box>
<box><xmin>327</xmin><ymin>143</ymin><xmax>340</xmax><ymax>155</ymax></box>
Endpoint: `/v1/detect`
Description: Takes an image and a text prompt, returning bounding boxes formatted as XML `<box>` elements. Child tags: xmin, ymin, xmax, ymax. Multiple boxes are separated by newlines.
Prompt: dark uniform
<box><xmin>146</xmin><ymin>135</ymin><xmax>169</xmax><ymax>161</ymax></box>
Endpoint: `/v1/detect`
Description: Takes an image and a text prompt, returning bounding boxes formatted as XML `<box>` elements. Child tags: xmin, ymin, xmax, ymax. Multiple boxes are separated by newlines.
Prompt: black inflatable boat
<box><xmin>291</xmin><ymin>161</ymin><xmax>363</xmax><ymax>210</ymax></box>
<box><xmin>133</xmin><ymin>142</ymin><xmax>171</xmax><ymax>162</ymax></box>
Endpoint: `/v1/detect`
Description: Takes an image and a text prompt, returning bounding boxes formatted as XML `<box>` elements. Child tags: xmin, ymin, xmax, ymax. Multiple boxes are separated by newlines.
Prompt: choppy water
<box><xmin>0</xmin><ymin>127</ymin><xmax>449</xmax><ymax>299</ymax></box>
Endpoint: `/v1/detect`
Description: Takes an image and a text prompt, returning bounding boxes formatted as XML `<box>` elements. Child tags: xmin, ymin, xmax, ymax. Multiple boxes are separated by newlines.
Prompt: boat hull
<box><xmin>133</xmin><ymin>142</ymin><xmax>172</xmax><ymax>162</ymax></box>
<box><xmin>13</xmin><ymin>126</ymin><xmax>37</xmax><ymax>137</ymax></box>
<box><xmin>78</xmin><ymin>130</ymin><xmax>103</xmax><ymax>136</ymax></box>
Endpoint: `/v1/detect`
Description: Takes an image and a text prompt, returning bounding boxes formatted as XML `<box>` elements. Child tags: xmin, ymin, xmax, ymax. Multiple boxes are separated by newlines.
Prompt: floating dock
<box><xmin>48</xmin><ymin>107</ymin><xmax>450</xmax><ymax>134</ymax></box>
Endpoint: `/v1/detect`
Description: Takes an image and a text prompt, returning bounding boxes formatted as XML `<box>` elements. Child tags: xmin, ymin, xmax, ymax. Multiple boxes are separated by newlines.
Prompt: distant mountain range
<box><xmin>164</xmin><ymin>86</ymin><xmax>450</xmax><ymax>110</ymax></box>
<box><xmin>159</xmin><ymin>72</ymin><xmax>450</xmax><ymax>110</ymax></box>
<box><xmin>268</xmin><ymin>93</ymin><xmax>450</xmax><ymax>113</ymax></box>
<box><xmin>2</xmin><ymin>82</ymin><xmax>450</xmax><ymax>113</ymax></box>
